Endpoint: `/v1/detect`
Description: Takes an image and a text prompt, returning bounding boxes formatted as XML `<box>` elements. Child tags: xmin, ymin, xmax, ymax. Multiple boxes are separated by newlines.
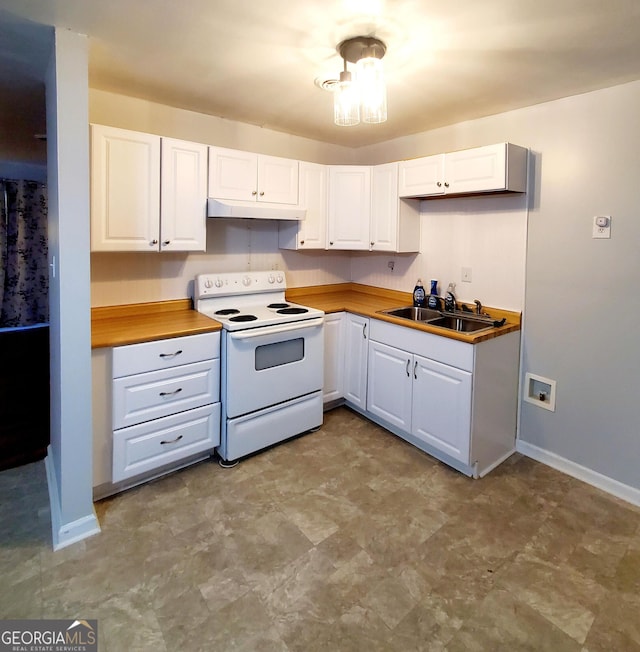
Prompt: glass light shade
<box><xmin>356</xmin><ymin>56</ymin><xmax>387</xmax><ymax>124</ymax></box>
<box><xmin>334</xmin><ymin>71</ymin><xmax>360</xmax><ymax>126</ymax></box>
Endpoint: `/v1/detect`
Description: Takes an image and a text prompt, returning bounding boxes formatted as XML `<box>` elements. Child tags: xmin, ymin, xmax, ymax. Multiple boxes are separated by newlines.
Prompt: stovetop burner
<box><xmin>215</xmin><ymin>308</ymin><xmax>240</xmax><ymax>316</ymax></box>
<box><xmin>229</xmin><ymin>314</ymin><xmax>258</xmax><ymax>322</ymax></box>
<box><xmin>277</xmin><ymin>307</ymin><xmax>309</xmax><ymax>315</ymax></box>
<box><xmin>267</xmin><ymin>303</ymin><xmax>290</xmax><ymax>309</ymax></box>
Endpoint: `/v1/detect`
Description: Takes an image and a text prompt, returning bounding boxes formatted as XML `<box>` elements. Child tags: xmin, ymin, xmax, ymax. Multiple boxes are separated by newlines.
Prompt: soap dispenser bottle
<box><xmin>427</xmin><ymin>280</ymin><xmax>440</xmax><ymax>310</ymax></box>
<box><xmin>444</xmin><ymin>282</ymin><xmax>457</xmax><ymax>312</ymax></box>
<box><xmin>413</xmin><ymin>279</ymin><xmax>426</xmax><ymax>307</ymax></box>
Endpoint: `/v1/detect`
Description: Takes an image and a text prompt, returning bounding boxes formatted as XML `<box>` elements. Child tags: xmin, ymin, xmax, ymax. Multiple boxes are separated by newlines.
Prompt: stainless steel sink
<box><xmin>379</xmin><ymin>306</ymin><xmax>442</xmax><ymax>321</ymax></box>
<box><xmin>378</xmin><ymin>305</ymin><xmax>497</xmax><ymax>334</ymax></box>
<box><xmin>428</xmin><ymin>315</ymin><xmax>493</xmax><ymax>333</ymax></box>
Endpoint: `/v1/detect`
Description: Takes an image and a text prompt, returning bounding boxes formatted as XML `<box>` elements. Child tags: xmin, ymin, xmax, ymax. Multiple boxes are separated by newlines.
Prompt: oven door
<box><xmin>224</xmin><ymin>317</ymin><xmax>324</xmax><ymax>418</ymax></box>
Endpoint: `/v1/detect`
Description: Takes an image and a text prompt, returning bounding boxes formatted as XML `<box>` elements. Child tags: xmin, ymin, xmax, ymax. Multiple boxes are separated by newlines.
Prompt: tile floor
<box><xmin>1</xmin><ymin>407</ymin><xmax>639</xmax><ymax>651</ymax></box>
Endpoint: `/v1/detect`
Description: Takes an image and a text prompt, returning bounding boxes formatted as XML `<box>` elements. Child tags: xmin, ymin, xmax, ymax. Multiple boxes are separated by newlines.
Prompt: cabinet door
<box><xmin>278</xmin><ymin>161</ymin><xmax>326</xmax><ymax>250</ymax></box>
<box><xmin>370</xmin><ymin>162</ymin><xmax>399</xmax><ymax>252</ymax></box>
<box><xmin>411</xmin><ymin>354</ymin><xmax>472</xmax><ymax>463</ymax></box>
<box><xmin>367</xmin><ymin>341</ymin><xmax>412</xmax><ymax>431</ymax></box>
<box><xmin>258</xmin><ymin>155</ymin><xmax>299</xmax><ymax>204</ymax></box>
<box><xmin>343</xmin><ymin>313</ymin><xmax>369</xmax><ymax>409</ymax></box>
<box><xmin>323</xmin><ymin>312</ymin><xmax>344</xmax><ymax>403</ymax></box>
<box><xmin>208</xmin><ymin>146</ymin><xmax>258</xmax><ymax>201</ymax></box>
<box><xmin>160</xmin><ymin>138</ymin><xmax>208</xmax><ymax>252</ymax></box>
<box><xmin>297</xmin><ymin>161</ymin><xmax>327</xmax><ymax>248</ymax></box>
<box><xmin>327</xmin><ymin>166</ymin><xmax>371</xmax><ymax>250</ymax></box>
<box><xmin>398</xmin><ymin>154</ymin><xmax>445</xmax><ymax>198</ymax></box>
<box><xmin>445</xmin><ymin>143</ymin><xmax>506</xmax><ymax>194</ymax></box>
<box><xmin>91</xmin><ymin>124</ymin><xmax>160</xmax><ymax>251</ymax></box>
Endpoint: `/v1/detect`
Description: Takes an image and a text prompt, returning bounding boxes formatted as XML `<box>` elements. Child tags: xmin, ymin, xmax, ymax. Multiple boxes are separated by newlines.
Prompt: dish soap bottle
<box><xmin>427</xmin><ymin>280</ymin><xmax>440</xmax><ymax>310</ymax></box>
<box><xmin>413</xmin><ymin>279</ymin><xmax>426</xmax><ymax>307</ymax></box>
<box><xmin>444</xmin><ymin>282</ymin><xmax>457</xmax><ymax>312</ymax></box>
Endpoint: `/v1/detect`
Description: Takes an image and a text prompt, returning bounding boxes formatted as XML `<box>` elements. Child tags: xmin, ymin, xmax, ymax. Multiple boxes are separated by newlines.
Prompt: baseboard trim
<box><xmin>45</xmin><ymin>448</ymin><xmax>101</xmax><ymax>551</ymax></box>
<box><xmin>516</xmin><ymin>440</ymin><xmax>640</xmax><ymax>508</ymax></box>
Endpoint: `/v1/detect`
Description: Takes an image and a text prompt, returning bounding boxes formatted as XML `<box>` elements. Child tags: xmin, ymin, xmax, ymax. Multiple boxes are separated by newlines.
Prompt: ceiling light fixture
<box><xmin>334</xmin><ymin>36</ymin><xmax>387</xmax><ymax>127</ymax></box>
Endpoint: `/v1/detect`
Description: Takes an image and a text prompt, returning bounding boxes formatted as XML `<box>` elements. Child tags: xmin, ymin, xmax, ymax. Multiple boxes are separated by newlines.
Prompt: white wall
<box><xmin>350</xmin><ymin>193</ymin><xmax>528</xmax><ymax>311</ymax></box>
<box><xmin>45</xmin><ymin>28</ymin><xmax>99</xmax><ymax>549</ymax></box>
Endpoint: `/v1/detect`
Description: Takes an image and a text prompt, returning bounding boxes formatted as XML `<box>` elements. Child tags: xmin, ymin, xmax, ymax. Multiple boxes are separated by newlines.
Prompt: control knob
<box><xmin>268</xmin><ymin>274</ymin><xmax>275</xmax><ymax>284</ymax></box>
<box><xmin>215</xmin><ymin>278</ymin><xmax>224</xmax><ymax>288</ymax></box>
<box><xmin>242</xmin><ymin>275</ymin><xmax>252</xmax><ymax>287</ymax></box>
<box><xmin>204</xmin><ymin>278</ymin><xmax>213</xmax><ymax>289</ymax></box>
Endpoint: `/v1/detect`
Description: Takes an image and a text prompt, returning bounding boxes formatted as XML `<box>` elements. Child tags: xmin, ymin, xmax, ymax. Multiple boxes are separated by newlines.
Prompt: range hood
<box><xmin>207</xmin><ymin>198</ymin><xmax>306</xmax><ymax>220</ymax></box>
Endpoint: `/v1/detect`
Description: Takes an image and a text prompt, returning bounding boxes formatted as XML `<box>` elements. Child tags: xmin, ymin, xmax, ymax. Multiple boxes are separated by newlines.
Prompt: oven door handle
<box><xmin>228</xmin><ymin>317</ymin><xmax>324</xmax><ymax>340</ymax></box>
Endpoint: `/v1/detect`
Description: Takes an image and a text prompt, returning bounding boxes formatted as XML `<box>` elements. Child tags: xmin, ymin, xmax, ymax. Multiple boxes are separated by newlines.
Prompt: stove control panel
<box><xmin>195</xmin><ymin>270</ymin><xmax>287</xmax><ymax>298</ymax></box>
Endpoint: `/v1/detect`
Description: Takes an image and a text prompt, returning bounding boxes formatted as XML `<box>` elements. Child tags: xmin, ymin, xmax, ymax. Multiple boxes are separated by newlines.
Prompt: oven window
<box><xmin>255</xmin><ymin>338</ymin><xmax>304</xmax><ymax>370</ymax></box>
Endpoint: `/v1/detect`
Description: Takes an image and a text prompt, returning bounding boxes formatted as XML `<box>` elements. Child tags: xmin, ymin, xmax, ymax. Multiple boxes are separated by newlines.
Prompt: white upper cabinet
<box><xmin>398</xmin><ymin>154</ymin><xmax>445</xmax><ymax>198</ymax></box>
<box><xmin>398</xmin><ymin>143</ymin><xmax>528</xmax><ymax>198</ymax></box>
<box><xmin>90</xmin><ymin>125</ymin><xmax>207</xmax><ymax>252</ymax></box>
<box><xmin>91</xmin><ymin>125</ymin><xmax>161</xmax><ymax>252</ymax></box>
<box><xmin>327</xmin><ymin>165</ymin><xmax>371</xmax><ymax>250</ymax></box>
<box><xmin>208</xmin><ymin>146</ymin><xmax>299</xmax><ymax>205</ymax></box>
<box><xmin>370</xmin><ymin>162</ymin><xmax>420</xmax><ymax>253</ymax></box>
<box><xmin>279</xmin><ymin>162</ymin><xmax>327</xmax><ymax>250</ymax></box>
<box><xmin>160</xmin><ymin>137</ymin><xmax>208</xmax><ymax>252</ymax></box>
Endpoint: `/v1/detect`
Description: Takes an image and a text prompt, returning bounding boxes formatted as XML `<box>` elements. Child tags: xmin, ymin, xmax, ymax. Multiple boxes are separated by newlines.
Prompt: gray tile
<box><xmin>2</xmin><ymin>409</ymin><xmax>640</xmax><ymax>651</ymax></box>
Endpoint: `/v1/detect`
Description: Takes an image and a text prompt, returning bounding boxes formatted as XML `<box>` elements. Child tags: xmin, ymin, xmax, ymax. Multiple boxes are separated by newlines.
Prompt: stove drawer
<box><xmin>112</xmin><ymin>332</ymin><xmax>220</xmax><ymax>377</ymax></box>
<box><xmin>113</xmin><ymin>359</ymin><xmax>219</xmax><ymax>429</ymax></box>
<box><xmin>113</xmin><ymin>403</ymin><xmax>220</xmax><ymax>482</ymax></box>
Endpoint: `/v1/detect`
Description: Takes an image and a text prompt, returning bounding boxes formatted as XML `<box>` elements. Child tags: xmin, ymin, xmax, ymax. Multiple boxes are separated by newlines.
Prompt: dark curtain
<box><xmin>0</xmin><ymin>179</ymin><xmax>48</xmax><ymax>327</ymax></box>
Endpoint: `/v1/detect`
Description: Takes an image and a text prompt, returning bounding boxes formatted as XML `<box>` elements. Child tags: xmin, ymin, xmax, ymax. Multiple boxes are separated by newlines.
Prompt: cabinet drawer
<box><xmin>113</xmin><ymin>360</ymin><xmax>219</xmax><ymax>429</ymax></box>
<box><xmin>112</xmin><ymin>403</ymin><xmax>220</xmax><ymax>482</ymax></box>
<box><xmin>112</xmin><ymin>332</ymin><xmax>220</xmax><ymax>377</ymax></box>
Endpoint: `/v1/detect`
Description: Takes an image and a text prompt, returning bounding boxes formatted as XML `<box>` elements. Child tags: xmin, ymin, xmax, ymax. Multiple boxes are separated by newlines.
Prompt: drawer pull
<box><xmin>159</xmin><ymin>388</ymin><xmax>183</xmax><ymax>397</ymax></box>
<box><xmin>160</xmin><ymin>434</ymin><xmax>184</xmax><ymax>445</ymax></box>
<box><xmin>159</xmin><ymin>350</ymin><xmax>183</xmax><ymax>359</ymax></box>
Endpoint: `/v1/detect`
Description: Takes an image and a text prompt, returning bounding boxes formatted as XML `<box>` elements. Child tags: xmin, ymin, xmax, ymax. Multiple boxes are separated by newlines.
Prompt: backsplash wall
<box><xmin>90</xmin><ymin>220</ymin><xmax>351</xmax><ymax>306</ymax></box>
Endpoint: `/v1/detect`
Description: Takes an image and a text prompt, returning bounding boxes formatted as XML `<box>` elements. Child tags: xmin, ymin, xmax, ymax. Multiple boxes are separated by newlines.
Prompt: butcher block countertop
<box><xmin>287</xmin><ymin>283</ymin><xmax>521</xmax><ymax>344</ymax></box>
<box><xmin>91</xmin><ymin>299</ymin><xmax>221</xmax><ymax>349</ymax></box>
<box><xmin>91</xmin><ymin>283</ymin><xmax>520</xmax><ymax>349</ymax></box>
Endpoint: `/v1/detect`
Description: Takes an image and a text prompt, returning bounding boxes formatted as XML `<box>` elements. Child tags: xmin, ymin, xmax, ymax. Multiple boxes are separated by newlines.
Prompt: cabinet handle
<box><xmin>159</xmin><ymin>387</ymin><xmax>183</xmax><ymax>397</ymax></box>
<box><xmin>252</xmin><ymin>190</ymin><xmax>257</xmax><ymax>196</ymax></box>
<box><xmin>444</xmin><ymin>182</ymin><xmax>450</xmax><ymax>188</ymax></box>
<box><xmin>414</xmin><ymin>360</ymin><xmax>418</xmax><ymax>379</ymax></box>
<box><xmin>300</xmin><ymin>240</ymin><xmax>305</xmax><ymax>246</ymax></box>
<box><xmin>159</xmin><ymin>350</ymin><xmax>183</xmax><ymax>358</ymax></box>
<box><xmin>329</xmin><ymin>241</ymin><xmax>334</xmax><ymax>246</ymax></box>
<box><xmin>437</xmin><ymin>181</ymin><xmax>442</xmax><ymax>187</ymax></box>
<box><xmin>370</xmin><ymin>241</ymin><xmax>374</xmax><ymax>247</ymax></box>
<box><xmin>259</xmin><ymin>191</ymin><xmax>265</xmax><ymax>196</ymax></box>
<box><xmin>150</xmin><ymin>239</ymin><xmax>159</xmax><ymax>245</ymax></box>
<box><xmin>162</xmin><ymin>240</ymin><xmax>170</xmax><ymax>246</ymax></box>
<box><xmin>160</xmin><ymin>434</ymin><xmax>184</xmax><ymax>445</ymax></box>
<box><xmin>406</xmin><ymin>359</ymin><xmax>411</xmax><ymax>377</ymax></box>
<box><xmin>363</xmin><ymin>323</ymin><xmax>367</xmax><ymax>339</ymax></box>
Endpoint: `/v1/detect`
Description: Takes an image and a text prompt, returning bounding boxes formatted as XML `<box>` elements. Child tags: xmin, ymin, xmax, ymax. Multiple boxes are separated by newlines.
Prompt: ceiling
<box><xmin>1</xmin><ymin>0</ymin><xmax>640</xmax><ymax>148</ymax></box>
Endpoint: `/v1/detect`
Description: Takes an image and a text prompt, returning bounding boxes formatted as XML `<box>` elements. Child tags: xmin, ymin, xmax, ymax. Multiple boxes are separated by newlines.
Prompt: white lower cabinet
<box><xmin>93</xmin><ymin>332</ymin><xmax>221</xmax><ymax>491</ymax></box>
<box><xmin>411</xmin><ymin>355</ymin><xmax>472</xmax><ymax>464</ymax></box>
<box><xmin>323</xmin><ymin>312</ymin><xmax>344</xmax><ymax>403</ymax></box>
<box><xmin>367</xmin><ymin>340</ymin><xmax>471</xmax><ymax>464</ymax></box>
<box><xmin>365</xmin><ymin>318</ymin><xmax>519</xmax><ymax>476</ymax></box>
<box><xmin>343</xmin><ymin>313</ymin><xmax>369</xmax><ymax>410</ymax></box>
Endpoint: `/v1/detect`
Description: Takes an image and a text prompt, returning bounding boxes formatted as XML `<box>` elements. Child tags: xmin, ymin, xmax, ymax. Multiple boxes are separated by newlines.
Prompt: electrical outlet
<box><xmin>592</xmin><ymin>215</ymin><xmax>611</xmax><ymax>239</ymax></box>
<box><xmin>461</xmin><ymin>267</ymin><xmax>472</xmax><ymax>283</ymax></box>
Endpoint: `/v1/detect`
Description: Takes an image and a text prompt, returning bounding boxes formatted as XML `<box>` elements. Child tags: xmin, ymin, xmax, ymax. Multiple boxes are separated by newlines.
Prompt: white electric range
<box><xmin>194</xmin><ymin>270</ymin><xmax>325</xmax><ymax>462</ymax></box>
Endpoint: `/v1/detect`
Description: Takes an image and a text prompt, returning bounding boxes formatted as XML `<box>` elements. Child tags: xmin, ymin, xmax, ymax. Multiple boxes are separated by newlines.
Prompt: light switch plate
<box><xmin>461</xmin><ymin>267</ymin><xmax>472</xmax><ymax>282</ymax></box>
<box><xmin>592</xmin><ymin>215</ymin><xmax>611</xmax><ymax>239</ymax></box>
